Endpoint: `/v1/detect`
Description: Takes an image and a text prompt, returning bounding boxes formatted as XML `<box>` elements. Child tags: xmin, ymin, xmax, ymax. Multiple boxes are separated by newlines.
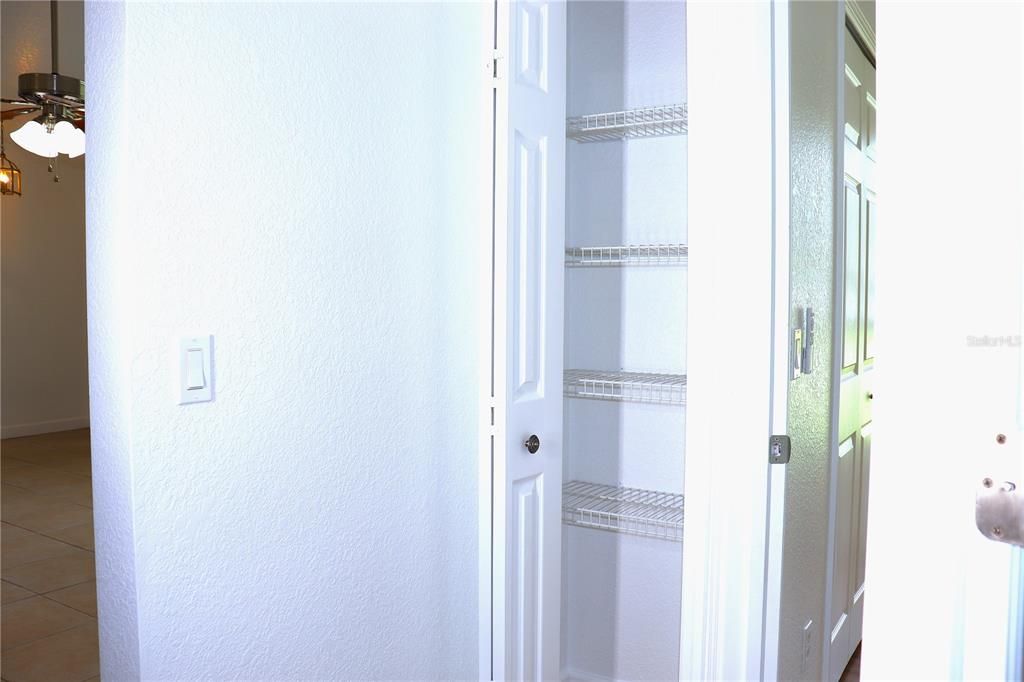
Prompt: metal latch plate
<box><xmin>976</xmin><ymin>478</ymin><xmax>1024</xmax><ymax>547</ymax></box>
<box><xmin>769</xmin><ymin>435</ymin><xmax>791</xmax><ymax>464</ymax></box>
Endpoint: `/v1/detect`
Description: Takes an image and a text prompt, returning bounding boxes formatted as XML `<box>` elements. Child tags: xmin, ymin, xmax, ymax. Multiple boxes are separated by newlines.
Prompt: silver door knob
<box><xmin>524</xmin><ymin>435</ymin><xmax>540</xmax><ymax>454</ymax></box>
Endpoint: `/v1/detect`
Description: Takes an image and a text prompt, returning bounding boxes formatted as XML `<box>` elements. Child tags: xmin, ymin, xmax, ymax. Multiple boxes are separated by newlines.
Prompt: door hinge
<box><xmin>769</xmin><ymin>435</ymin><xmax>791</xmax><ymax>464</ymax></box>
<box><xmin>487</xmin><ymin>401</ymin><xmax>499</xmax><ymax>435</ymax></box>
<box><xmin>491</xmin><ymin>50</ymin><xmax>504</xmax><ymax>84</ymax></box>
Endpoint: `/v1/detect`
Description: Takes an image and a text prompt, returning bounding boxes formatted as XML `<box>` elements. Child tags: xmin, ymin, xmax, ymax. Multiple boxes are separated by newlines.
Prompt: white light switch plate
<box><xmin>178</xmin><ymin>335</ymin><xmax>213</xmax><ymax>404</ymax></box>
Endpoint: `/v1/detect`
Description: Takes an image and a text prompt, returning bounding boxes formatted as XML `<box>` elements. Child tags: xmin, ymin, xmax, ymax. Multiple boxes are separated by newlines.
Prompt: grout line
<box><xmin>39</xmin><ymin>580</ymin><xmax>98</xmax><ymax>619</ymax></box>
<box><xmin>0</xmin><ymin>621</ymin><xmax>98</xmax><ymax>658</ymax></box>
<box><xmin>1</xmin><ymin>520</ymin><xmax>95</xmax><ymax>554</ymax></box>
<box><xmin>0</xmin><ymin>485</ymin><xmax>94</xmax><ymax>511</ymax></box>
<box><xmin>0</xmin><ymin>613</ymin><xmax>91</xmax><ymax>654</ymax></box>
<box><xmin>1</xmin><ymin>466</ymin><xmax>94</xmax><ymax>485</ymax></box>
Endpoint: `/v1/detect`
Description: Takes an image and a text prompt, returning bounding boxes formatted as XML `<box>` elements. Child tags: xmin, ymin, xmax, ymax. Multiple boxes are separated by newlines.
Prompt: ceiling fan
<box><xmin>1</xmin><ymin>0</ymin><xmax>85</xmax><ymax>159</ymax></box>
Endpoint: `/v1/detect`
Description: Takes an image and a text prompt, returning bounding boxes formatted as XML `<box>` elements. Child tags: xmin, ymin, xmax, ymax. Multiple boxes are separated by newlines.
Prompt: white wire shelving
<box><xmin>564</xmin><ymin>369</ymin><xmax>687</xmax><ymax>405</ymax></box>
<box><xmin>566</xmin><ymin>104</ymin><xmax>688</xmax><ymax>143</ymax></box>
<box><xmin>562</xmin><ymin>480</ymin><xmax>684</xmax><ymax>541</ymax></box>
<box><xmin>565</xmin><ymin>244</ymin><xmax>688</xmax><ymax>267</ymax></box>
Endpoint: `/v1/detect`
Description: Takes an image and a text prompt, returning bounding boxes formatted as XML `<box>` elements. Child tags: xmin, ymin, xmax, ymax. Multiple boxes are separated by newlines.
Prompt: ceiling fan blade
<box><xmin>1</xmin><ymin>106</ymin><xmax>40</xmax><ymax>121</ymax></box>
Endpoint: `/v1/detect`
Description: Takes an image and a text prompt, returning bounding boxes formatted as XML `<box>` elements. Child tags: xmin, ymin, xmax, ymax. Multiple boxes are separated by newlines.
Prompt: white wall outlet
<box><xmin>800</xmin><ymin>619</ymin><xmax>814</xmax><ymax>675</ymax></box>
<box><xmin>178</xmin><ymin>335</ymin><xmax>213</xmax><ymax>404</ymax></box>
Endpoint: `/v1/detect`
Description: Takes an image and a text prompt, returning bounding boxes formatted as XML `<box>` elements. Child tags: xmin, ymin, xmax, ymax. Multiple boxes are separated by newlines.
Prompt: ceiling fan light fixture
<box><xmin>0</xmin><ymin>121</ymin><xmax>22</xmax><ymax>197</ymax></box>
<box><xmin>5</xmin><ymin>2</ymin><xmax>86</xmax><ymax>161</ymax></box>
<box><xmin>10</xmin><ymin>119</ymin><xmax>58</xmax><ymax>158</ymax></box>
<box><xmin>53</xmin><ymin>120</ymin><xmax>84</xmax><ymax>158</ymax></box>
<box><xmin>66</xmin><ymin>127</ymin><xmax>84</xmax><ymax>159</ymax></box>
<box><xmin>10</xmin><ymin>104</ymin><xmax>83</xmax><ymax>159</ymax></box>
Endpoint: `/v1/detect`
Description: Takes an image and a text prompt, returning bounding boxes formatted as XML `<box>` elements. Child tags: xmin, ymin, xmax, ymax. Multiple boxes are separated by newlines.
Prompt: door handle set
<box><xmin>976</xmin><ymin>477</ymin><xmax>1024</xmax><ymax>548</ymax></box>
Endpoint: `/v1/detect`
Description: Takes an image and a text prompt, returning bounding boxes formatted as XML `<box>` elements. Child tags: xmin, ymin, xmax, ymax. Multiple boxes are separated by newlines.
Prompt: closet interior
<box><xmin>559</xmin><ymin>2</ymin><xmax>688</xmax><ymax>679</ymax></box>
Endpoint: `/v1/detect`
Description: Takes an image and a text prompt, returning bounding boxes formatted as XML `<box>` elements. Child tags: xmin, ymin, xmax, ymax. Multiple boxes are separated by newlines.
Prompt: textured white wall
<box><xmin>86</xmin><ymin>3</ymin><xmax>483</xmax><ymax>679</ymax></box>
<box><xmin>84</xmin><ymin>4</ymin><xmax>141</xmax><ymax>678</ymax></box>
<box><xmin>1</xmin><ymin>1</ymin><xmax>90</xmax><ymax>437</ymax></box>
<box><xmin>777</xmin><ymin>2</ymin><xmax>842</xmax><ymax>680</ymax></box>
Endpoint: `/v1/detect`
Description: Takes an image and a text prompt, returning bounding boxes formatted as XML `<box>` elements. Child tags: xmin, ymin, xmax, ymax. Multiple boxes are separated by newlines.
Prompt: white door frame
<box><xmin>761</xmin><ymin>0</ymin><xmax>791</xmax><ymax>678</ymax></box>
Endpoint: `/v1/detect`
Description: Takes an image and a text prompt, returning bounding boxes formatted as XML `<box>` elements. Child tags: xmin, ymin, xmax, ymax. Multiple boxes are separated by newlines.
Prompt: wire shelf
<box><xmin>564</xmin><ymin>369</ymin><xmax>687</xmax><ymax>405</ymax></box>
<box><xmin>566</xmin><ymin>244</ymin><xmax>688</xmax><ymax>267</ymax></box>
<box><xmin>566</xmin><ymin>104</ymin><xmax>688</xmax><ymax>142</ymax></box>
<box><xmin>563</xmin><ymin>480</ymin><xmax>684</xmax><ymax>541</ymax></box>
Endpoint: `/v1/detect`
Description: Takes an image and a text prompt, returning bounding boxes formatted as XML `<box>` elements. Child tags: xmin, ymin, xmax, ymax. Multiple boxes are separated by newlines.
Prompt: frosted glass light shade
<box><xmin>11</xmin><ymin>120</ymin><xmax>58</xmax><ymax>158</ymax></box>
<box><xmin>10</xmin><ymin>119</ymin><xmax>85</xmax><ymax>158</ymax></box>
<box><xmin>53</xmin><ymin>120</ymin><xmax>85</xmax><ymax>158</ymax></box>
<box><xmin>67</xmin><ymin>128</ymin><xmax>85</xmax><ymax>158</ymax></box>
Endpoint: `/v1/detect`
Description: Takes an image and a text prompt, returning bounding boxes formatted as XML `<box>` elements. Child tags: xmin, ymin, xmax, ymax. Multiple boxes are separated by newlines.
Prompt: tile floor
<box><xmin>1</xmin><ymin>429</ymin><xmax>99</xmax><ymax>682</ymax></box>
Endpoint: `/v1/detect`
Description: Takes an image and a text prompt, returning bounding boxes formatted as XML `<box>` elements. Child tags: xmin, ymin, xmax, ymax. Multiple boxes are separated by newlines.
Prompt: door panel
<box><xmin>830</xmin><ymin>27</ymin><xmax>876</xmax><ymax>680</ymax></box>
<box><xmin>842</xmin><ymin>181</ymin><xmax>861</xmax><ymax>371</ymax></box>
<box><xmin>509</xmin><ymin>474</ymin><xmax>543</xmax><ymax>681</ymax></box>
<box><xmin>830</xmin><ymin>436</ymin><xmax>856</xmax><ymax>681</ymax></box>
<box><xmin>493</xmin><ymin>1</ymin><xmax>566</xmax><ymax>680</ymax></box>
<box><xmin>863</xmin><ymin>197</ymin><xmax>877</xmax><ymax>361</ymax></box>
<box><xmin>854</xmin><ymin>423</ymin><xmax>871</xmax><ymax>598</ymax></box>
<box><xmin>844</xmin><ymin>65</ymin><xmax>862</xmax><ymax>146</ymax></box>
<box><xmin>512</xmin><ymin>132</ymin><xmax>547</xmax><ymax>399</ymax></box>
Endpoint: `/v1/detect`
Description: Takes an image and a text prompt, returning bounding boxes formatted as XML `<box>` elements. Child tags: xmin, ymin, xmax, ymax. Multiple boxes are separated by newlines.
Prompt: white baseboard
<box><xmin>1</xmin><ymin>416</ymin><xmax>90</xmax><ymax>439</ymax></box>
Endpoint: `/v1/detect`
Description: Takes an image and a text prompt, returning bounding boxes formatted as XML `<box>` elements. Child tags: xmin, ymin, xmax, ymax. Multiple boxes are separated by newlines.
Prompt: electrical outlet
<box><xmin>800</xmin><ymin>620</ymin><xmax>814</xmax><ymax>674</ymax></box>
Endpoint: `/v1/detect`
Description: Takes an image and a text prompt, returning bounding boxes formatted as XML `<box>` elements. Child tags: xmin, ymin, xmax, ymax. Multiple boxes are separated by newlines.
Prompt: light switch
<box><xmin>178</xmin><ymin>335</ymin><xmax>213</xmax><ymax>404</ymax></box>
<box><xmin>186</xmin><ymin>350</ymin><xmax>205</xmax><ymax>389</ymax></box>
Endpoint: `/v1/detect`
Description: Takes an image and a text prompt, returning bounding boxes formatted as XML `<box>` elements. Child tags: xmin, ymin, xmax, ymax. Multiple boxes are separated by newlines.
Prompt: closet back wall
<box><xmin>85</xmin><ymin>3</ymin><xmax>484</xmax><ymax>679</ymax></box>
<box><xmin>1</xmin><ymin>0</ymin><xmax>90</xmax><ymax>438</ymax></box>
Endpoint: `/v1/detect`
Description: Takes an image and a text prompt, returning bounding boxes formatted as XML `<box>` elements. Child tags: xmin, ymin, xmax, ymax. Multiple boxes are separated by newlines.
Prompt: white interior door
<box><xmin>861</xmin><ymin>2</ymin><xmax>1024</xmax><ymax>678</ymax></box>
<box><xmin>490</xmin><ymin>2</ymin><xmax>566</xmax><ymax>680</ymax></box>
<box><xmin>828</xmin><ymin>27</ymin><xmax>876</xmax><ymax>681</ymax></box>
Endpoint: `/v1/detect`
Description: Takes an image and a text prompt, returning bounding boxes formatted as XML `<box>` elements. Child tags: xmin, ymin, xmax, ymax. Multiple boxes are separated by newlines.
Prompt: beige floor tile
<box><xmin>1</xmin><ymin>491</ymin><xmax>93</xmax><ymax>535</ymax></box>
<box><xmin>2</xmin><ymin>529</ymin><xmax>82</xmax><ymax>569</ymax></box>
<box><xmin>2</xmin><ymin>550</ymin><xmax>95</xmax><ymax>594</ymax></box>
<box><xmin>1</xmin><ymin>459</ymin><xmax>38</xmax><ymax>478</ymax></box>
<box><xmin>1</xmin><ymin>430</ymin><xmax>97</xmax><ymax>680</ymax></box>
<box><xmin>8</xmin><ymin>452</ymin><xmax>90</xmax><ymax>475</ymax></box>
<box><xmin>1</xmin><ymin>522</ymin><xmax>34</xmax><ymax>542</ymax></box>
<box><xmin>1</xmin><ymin>622</ymin><xmax>99</xmax><ymax>682</ymax></box>
<box><xmin>1</xmin><ymin>580</ymin><xmax>34</xmax><ymax>605</ymax></box>
<box><xmin>44</xmin><ymin>523</ymin><xmax>94</xmax><ymax>552</ymax></box>
<box><xmin>1</xmin><ymin>485</ymin><xmax>37</xmax><ymax>511</ymax></box>
<box><xmin>2</xmin><ymin>433</ymin><xmax>90</xmax><ymax>466</ymax></box>
<box><xmin>43</xmin><ymin>582</ymin><xmax>97</xmax><ymax>617</ymax></box>
<box><xmin>0</xmin><ymin>596</ymin><xmax>93</xmax><ymax>651</ymax></box>
<box><xmin>2</xmin><ymin>465</ymin><xmax>91</xmax><ymax>501</ymax></box>
<box><xmin>48</xmin><ymin>458</ymin><xmax>93</xmax><ymax>479</ymax></box>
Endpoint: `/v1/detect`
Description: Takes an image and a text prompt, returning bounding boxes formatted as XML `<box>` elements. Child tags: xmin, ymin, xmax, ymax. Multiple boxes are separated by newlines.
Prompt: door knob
<box><xmin>524</xmin><ymin>435</ymin><xmax>540</xmax><ymax>454</ymax></box>
<box><xmin>977</xmin><ymin>477</ymin><xmax>1024</xmax><ymax>547</ymax></box>
<box><xmin>867</xmin><ymin>392</ymin><xmax>874</xmax><ymax>400</ymax></box>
